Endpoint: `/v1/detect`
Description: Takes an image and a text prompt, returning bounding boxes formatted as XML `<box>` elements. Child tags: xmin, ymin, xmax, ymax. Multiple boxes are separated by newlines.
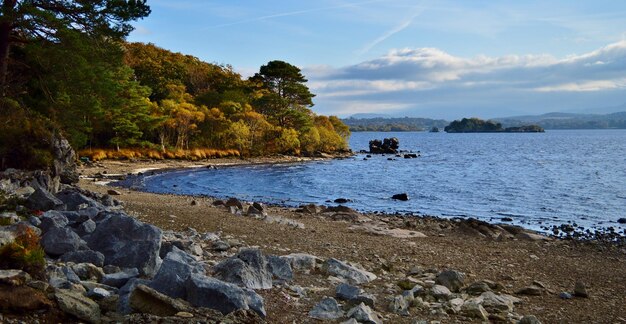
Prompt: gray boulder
<box><xmin>325</xmin><ymin>258</ymin><xmax>377</xmax><ymax>284</ymax></box>
<box><xmin>62</xmin><ymin>211</ymin><xmax>89</xmax><ymax>226</ymax></box>
<box><xmin>309</xmin><ymin>297</ymin><xmax>344</xmax><ymax>320</ymax></box>
<box><xmin>213</xmin><ymin>248</ymin><xmax>272</xmax><ymax>289</ymax></box>
<box><xmin>41</xmin><ymin>227</ymin><xmax>86</xmax><ymax>256</ymax></box>
<box><xmin>436</xmin><ymin>269</ymin><xmax>466</xmax><ymax>292</ymax></box>
<box><xmin>39</xmin><ymin>210</ymin><xmax>69</xmax><ymax>233</ymax></box>
<box><xmin>185</xmin><ymin>273</ymin><xmax>266</xmax><ymax>317</ymax></box>
<box><xmin>150</xmin><ymin>246</ymin><xmax>205</xmax><ymax>299</ymax></box>
<box><xmin>26</xmin><ymin>187</ymin><xmax>65</xmax><ymax>211</ymax></box>
<box><xmin>102</xmin><ymin>268</ymin><xmax>139</xmax><ymax>288</ymax></box>
<box><xmin>60</xmin><ymin>250</ymin><xmax>105</xmax><ymax>267</ymax></box>
<box><xmin>56</xmin><ymin>189</ymin><xmax>101</xmax><ymax>211</ymax></box>
<box><xmin>267</xmin><ymin>255</ymin><xmax>293</xmax><ymax>282</ymax></box>
<box><xmin>117</xmin><ymin>278</ymin><xmax>151</xmax><ymax>314</ymax></box>
<box><xmin>86</xmin><ymin>212</ymin><xmax>162</xmax><ymax>276</ymax></box>
<box><xmin>70</xmin><ymin>263</ymin><xmax>104</xmax><ymax>282</ymax></box>
<box><xmin>51</xmin><ymin>133</ymin><xmax>79</xmax><ymax>185</ymax></box>
<box><xmin>347</xmin><ymin>303</ymin><xmax>382</xmax><ymax>324</ymax></box>
<box><xmin>282</xmin><ymin>253</ymin><xmax>321</xmax><ymax>273</ymax></box>
<box><xmin>519</xmin><ymin>315</ymin><xmax>543</xmax><ymax>324</ymax></box>
<box><xmin>75</xmin><ymin>219</ymin><xmax>97</xmax><ymax>237</ymax></box>
<box><xmin>336</xmin><ymin>283</ymin><xmax>361</xmax><ymax>301</ymax></box>
<box><xmin>55</xmin><ymin>289</ymin><xmax>101</xmax><ymax>324</ymax></box>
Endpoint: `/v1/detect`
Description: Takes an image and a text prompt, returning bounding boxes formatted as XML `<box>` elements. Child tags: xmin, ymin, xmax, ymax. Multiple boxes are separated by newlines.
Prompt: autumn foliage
<box><xmin>0</xmin><ymin>224</ymin><xmax>46</xmax><ymax>279</ymax></box>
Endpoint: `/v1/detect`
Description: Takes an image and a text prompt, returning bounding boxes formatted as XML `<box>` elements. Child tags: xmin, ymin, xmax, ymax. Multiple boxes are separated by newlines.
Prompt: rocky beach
<box><xmin>0</xmin><ymin>158</ymin><xmax>625</xmax><ymax>323</ymax></box>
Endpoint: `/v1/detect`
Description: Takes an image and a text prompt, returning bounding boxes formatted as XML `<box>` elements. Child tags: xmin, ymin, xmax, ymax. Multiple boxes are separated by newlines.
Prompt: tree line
<box><xmin>0</xmin><ymin>1</ymin><xmax>350</xmax><ymax>169</ymax></box>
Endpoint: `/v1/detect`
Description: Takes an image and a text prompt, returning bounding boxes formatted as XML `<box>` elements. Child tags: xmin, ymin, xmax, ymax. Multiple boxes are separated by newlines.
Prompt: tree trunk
<box><xmin>0</xmin><ymin>0</ymin><xmax>17</xmax><ymax>98</ymax></box>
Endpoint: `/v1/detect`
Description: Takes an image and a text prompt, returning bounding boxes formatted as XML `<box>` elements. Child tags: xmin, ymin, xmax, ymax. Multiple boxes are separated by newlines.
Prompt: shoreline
<box><xmin>83</xmin><ymin>158</ymin><xmax>625</xmax><ymax>244</ymax></box>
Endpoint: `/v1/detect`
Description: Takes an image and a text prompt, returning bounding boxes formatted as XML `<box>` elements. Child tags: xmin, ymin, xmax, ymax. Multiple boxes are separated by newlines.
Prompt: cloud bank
<box><xmin>306</xmin><ymin>41</ymin><xmax>626</xmax><ymax>119</ymax></box>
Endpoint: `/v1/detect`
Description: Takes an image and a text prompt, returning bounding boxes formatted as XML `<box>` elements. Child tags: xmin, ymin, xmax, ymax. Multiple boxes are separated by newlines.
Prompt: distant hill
<box><xmin>495</xmin><ymin>112</ymin><xmax>626</xmax><ymax>129</ymax></box>
<box><xmin>342</xmin><ymin>117</ymin><xmax>448</xmax><ymax>132</ymax></box>
<box><xmin>348</xmin><ymin>113</ymin><xmax>392</xmax><ymax>119</ymax></box>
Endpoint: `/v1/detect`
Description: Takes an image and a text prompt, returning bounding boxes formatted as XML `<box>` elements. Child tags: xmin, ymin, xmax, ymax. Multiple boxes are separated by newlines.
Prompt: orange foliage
<box><xmin>78</xmin><ymin>148</ymin><xmax>240</xmax><ymax>161</ymax></box>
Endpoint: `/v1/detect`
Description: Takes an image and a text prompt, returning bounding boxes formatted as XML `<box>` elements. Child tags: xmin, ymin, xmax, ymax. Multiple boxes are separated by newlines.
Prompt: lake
<box><xmin>134</xmin><ymin>130</ymin><xmax>626</xmax><ymax>233</ymax></box>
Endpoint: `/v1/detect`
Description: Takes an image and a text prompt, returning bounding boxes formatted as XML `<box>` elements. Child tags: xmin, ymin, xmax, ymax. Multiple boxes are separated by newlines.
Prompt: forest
<box><xmin>0</xmin><ymin>1</ymin><xmax>350</xmax><ymax>170</ymax></box>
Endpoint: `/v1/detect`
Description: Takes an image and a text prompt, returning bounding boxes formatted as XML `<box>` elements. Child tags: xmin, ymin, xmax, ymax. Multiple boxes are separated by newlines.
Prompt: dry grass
<box><xmin>78</xmin><ymin>148</ymin><xmax>240</xmax><ymax>161</ymax></box>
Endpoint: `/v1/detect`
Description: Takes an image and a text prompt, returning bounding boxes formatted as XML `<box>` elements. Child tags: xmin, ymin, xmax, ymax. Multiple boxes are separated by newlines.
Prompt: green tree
<box><xmin>251</xmin><ymin>60</ymin><xmax>315</xmax><ymax>129</ymax></box>
<box><xmin>0</xmin><ymin>0</ymin><xmax>150</xmax><ymax>98</ymax></box>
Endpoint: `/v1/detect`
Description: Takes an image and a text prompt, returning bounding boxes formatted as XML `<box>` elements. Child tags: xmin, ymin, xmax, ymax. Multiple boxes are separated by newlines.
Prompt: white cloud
<box><xmin>307</xmin><ymin>40</ymin><xmax>626</xmax><ymax>118</ymax></box>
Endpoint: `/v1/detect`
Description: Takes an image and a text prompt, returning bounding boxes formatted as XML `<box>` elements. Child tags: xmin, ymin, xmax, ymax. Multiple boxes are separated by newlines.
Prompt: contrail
<box><xmin>358</xmin><ymin>2</ymin><xmax>428</xmax><ymax>55</ymax></box>
<box><xmin>204</xmin><ymin>0</ymin><xmax>387</xmax><ymax>29</ymax></box>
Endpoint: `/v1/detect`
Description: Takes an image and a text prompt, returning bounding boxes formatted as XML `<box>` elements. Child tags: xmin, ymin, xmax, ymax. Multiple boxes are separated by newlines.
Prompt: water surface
<box><xmin>135</xmin><ymin>130</ymin><xmax>626</xmax><ymax>232</ymax></box>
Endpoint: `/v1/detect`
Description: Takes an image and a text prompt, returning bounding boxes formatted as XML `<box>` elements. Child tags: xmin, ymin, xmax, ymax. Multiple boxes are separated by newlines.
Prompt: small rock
<box><xmin>86</xmin><ymin>287</ymin><xmax>112</xmax><ymax>300</ymax></box>
<box><xmin>617</xmin><ymin>218</ymin><xmax>626</xmax><ymax>224</ymax></box>
<box><xmin>461</xmin><ymin>301</ymin><xmax>489</xmax><ymax>321</ymax></box>
<box><xmin>55</xmin><ymin>289</ymin><xmax>101</xmax><ymax>323</ymax></box>
<box><xmin>516</xmin><ymin>285</ymin><xmax>543</xmax><ymax>296</ymax></box>
<box><xmin>102</xmin><ymin>268</ymin><xmax>139</xmax><ymax>288</ymax></box>
<box><xmin>559</xmin><ymin>292</ymin><xmax>572</xmax><ymax>299</ymax></box>
<box><xmin>389</xmin><ymin>294</ymin><xmax>410</xmax><ymax>316</ymax></box>
<box><xmin>392</xmin><ymin>193</ymin><xmax>409</xmax><ymax>201</ymax></box>
<box><xmin>336</xmin><ymin>283</ymin><xmax>361</xmax><ymax>301</ymax></box>
<box><xmin>431</xmin><ymin>285</ymin><xmax>452</xmax><ymax>300</ymax></box>
<box><xmin>324</xmin><ymin>258</ymin><xmax>377</xmax><ymax>284</ymax></box>
<box><xmin>334</xmin><ymin>198</ymin><xmax>350</xmax><ymax>204</ymax></box>
<box><xmin>225</xmin><ymin>197</ymin><xmax>243</xmax><ymax>209</ymax></box>
<box><xmin>190</xmin><ymin>200</ymin><xmax>197</xmax><ymax>206</ymax></box>
<box><xmin>519</xmin><ymin>315</ymin><xmax>543</xmax><ymax>324</ymax></box>
<box><xmin>309</xmin><ymin>297</ymin><xmax>344</xmax><ymax>320</ymax></box>
<box><xmin>107</xmin><ymin>189</ymin><xmax>121</xmax><ymax>195</ymax></box>
<box><xmin>436</xmin><ymin>270</ymin><xmax>465</xmax><ymax>292</ymax></box>
<box><xmin>212</xmin><ymin>240</ymin><xmax>230</xmax><ymax>251</ymax></box>
<box><xmin>347</xmin><ymin>302</ymin><xmax>382</xmax><ymax>324</ymax></box>
<box><xmin>573</xmin><ymin>281</ymin><xmax>589</xmax><ymax>298</ymax></box>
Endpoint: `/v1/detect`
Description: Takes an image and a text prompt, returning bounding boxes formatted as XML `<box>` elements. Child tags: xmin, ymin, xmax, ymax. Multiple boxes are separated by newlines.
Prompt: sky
<box><xmin>128</xmin><ymin>0</ymin><xmax>626</xmax><ymax>119</ymax></box>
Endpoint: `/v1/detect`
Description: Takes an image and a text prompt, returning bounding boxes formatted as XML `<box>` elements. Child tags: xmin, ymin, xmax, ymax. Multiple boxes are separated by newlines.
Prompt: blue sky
<box><xmin>129</xmin><ymin>0</ymin><xmax>626</xmax><ymax>119</ymax></box>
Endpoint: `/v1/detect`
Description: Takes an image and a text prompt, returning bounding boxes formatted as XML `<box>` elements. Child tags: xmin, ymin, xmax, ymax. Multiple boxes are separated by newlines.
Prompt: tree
<box><xmin>251</xmin><ymin>60</ymin><xmax>315</xmax><ymax>129</ymax></box>
<box><xmin>0</xmin><ymin>0</ymin><xmax>150</xmax><ymax>98</ymax></box>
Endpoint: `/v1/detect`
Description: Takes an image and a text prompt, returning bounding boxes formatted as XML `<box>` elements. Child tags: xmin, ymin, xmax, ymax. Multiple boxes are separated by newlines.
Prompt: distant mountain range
<box><xmin>343</xmin><ymin>111</ymin><xmax>626</xmax><ymax>131</ymax></box>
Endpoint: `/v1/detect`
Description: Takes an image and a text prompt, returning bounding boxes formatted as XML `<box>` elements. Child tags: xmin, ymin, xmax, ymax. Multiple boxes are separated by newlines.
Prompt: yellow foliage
<box><xmin>0</xmin><ymin>224</ymin><xmax>46</xmax><ymax>279</ymax></box>
<box><xmin>78</xmin><ymin>148</ymin><xmax>240</xmax><ymax>161</ymax></box>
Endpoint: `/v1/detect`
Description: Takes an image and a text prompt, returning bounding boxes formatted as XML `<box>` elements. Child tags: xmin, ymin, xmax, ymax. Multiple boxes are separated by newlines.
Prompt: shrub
<box><xmin>0</xmin><ymin>224</ymin><xmax>46</xmax><ymax>279</ymax></box>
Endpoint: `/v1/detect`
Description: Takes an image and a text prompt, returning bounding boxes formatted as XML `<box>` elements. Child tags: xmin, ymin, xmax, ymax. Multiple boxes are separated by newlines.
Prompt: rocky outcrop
<box><xmin>51</xmin><ymin>133</ymin><xmax>79</xmax><ymax>185</ymax></box>
<box><xmin>368</xmin><ymin>137</ymin><xmax>399</xmax><ymax>154</ymax></box>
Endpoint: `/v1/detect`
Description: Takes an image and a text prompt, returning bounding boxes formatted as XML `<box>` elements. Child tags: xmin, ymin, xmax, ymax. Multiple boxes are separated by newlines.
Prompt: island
<box><xmin>444</xmin><ymin>118</ymin><xmax>544</xmax><ymax>133</ymax></box>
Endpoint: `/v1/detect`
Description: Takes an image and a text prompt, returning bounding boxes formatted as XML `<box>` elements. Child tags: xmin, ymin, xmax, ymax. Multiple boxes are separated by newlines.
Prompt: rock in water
<box><xmin>213</xmin><ymin>248</ymin><xmax>273</xmax><ymax>289</ymax></box>
<box><xmin>391</xmin><ymin>193</ymin><xmax>409</xmax><ymax>201</ymax></box>
<box><xmin>309</xmin><ymin>297</ymin><xmax>344</xmax><ymax>320</ymax></box>
<box><xmin>86</xmin><ymin>212</ymin><xmax>162</xmax><ymax>277</ymax></box>
<box><xmin>185</xmin><ymin>274</ymin><xmax>265</xmax><ymax>317</ymax></box>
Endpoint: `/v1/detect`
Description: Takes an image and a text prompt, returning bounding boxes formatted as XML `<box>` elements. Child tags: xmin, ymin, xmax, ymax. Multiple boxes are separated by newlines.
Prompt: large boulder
<box><xmin>185</xmin><ymin>274</ymin><xmax>266</xmax><ymax>317</ymax></box>
<box><xmin>25</xmin><ymin>187</ymin><xmax>65</xmax><ymax>211</ymax></box>
<box><xmin>38</xmin><ymin>210</ymin><xmax>69</xmax><ymax>233</ymax></box>
<box><xmin>267</xmin><ymin>255</ymin><xmax>293</xmax><ymax>282</ymax></box>
<box><xmin>86</xmin><ymin>212</ymin><xmax>162</xmax><ymax>277</ymax></box>
<box><xmin>60</xmin><ymin>250</ymin><xmax>105</xmax><ymax>267</ymax></box>
<box><xmin>41</xmin><ymin>227</ymin><xmax>86</xmax><ymax>256</ymax></box>
<box><xmin>150</xmin><ymin>246</ymin><xmax>205</xmax><ymax>299</ymax></box>
<box><xmin>213</xmin><ymin>248</ymin><xmax>272</xmax><ymax>289</ymax></box>
<box><xmin>56</xmin><ymin>189</ymin><xmax>102</xmax><ymax>212</ymax></box>
<box><xmin>324</xmin><ymin>258</ymin><xmax>377</xmax><ymax>285</ymax></box>
<box><xmin>51</xmin><ymin>133</ymin><xmax>79</xmax><ymax>185</ymax></box>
